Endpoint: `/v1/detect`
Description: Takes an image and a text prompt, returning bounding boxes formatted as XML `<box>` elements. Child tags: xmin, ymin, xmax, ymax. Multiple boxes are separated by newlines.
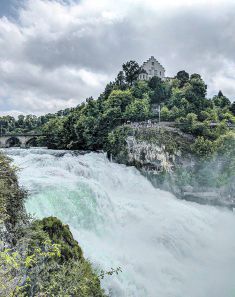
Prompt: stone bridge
<box><xmin>0</xmin><ymin>134</ymin><xmax>45</xmax><ymax>148</ymax></box>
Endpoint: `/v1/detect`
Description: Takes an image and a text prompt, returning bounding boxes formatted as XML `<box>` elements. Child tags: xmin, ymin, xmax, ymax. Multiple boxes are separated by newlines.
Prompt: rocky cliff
<box><xmin>107</xmin><ymin>124</ymin><xmax>235</xmax><ymax>208</ymax></box>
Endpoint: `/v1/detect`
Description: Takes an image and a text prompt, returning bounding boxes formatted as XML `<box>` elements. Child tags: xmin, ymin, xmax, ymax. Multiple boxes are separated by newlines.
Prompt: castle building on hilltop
<box><xmin>138</xmin><ymin>56</ymin><xmax>165</xmax><ymax>81</ymax></box>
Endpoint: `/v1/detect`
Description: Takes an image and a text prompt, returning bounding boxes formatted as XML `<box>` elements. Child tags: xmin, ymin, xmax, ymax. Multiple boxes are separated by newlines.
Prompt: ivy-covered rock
<box><xmin>30</xmin><ymin>216</ymin><xmax>83</xmax><ymax>262</ymax></box>
<box><xmin>19</xmin><ymin>217</ymin><xmax>107</xmax><ymax>297</ymax></box>
<box><xmin>0</xmin><ymin>153</ymin><xmax>28</xmax><ymax>243</ymax></box>
<box><xmin>0</xmin><ymin>154</ymin><xmax>107</xmax><ymax>297</ymax></box>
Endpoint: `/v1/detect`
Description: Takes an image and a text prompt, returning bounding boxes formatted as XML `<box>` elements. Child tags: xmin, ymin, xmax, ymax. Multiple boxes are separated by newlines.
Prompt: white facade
<box><xmin>138</xmin><ymin>56</ymin><xmax>165</xmax><ymax>81</ymax></box>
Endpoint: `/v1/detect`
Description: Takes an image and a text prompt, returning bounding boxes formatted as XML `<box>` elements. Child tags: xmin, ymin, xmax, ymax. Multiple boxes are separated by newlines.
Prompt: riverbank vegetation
<box><xmin>0</xmin><ymin>153</ymin><xmax>106</xmax><ymax>297</ymax></box>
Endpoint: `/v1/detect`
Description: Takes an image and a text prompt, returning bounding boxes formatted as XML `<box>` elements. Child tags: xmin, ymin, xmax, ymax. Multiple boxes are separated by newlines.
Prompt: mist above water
<box><xmin>6</xmin><ymin>148</ymin><xmax>235</xmax><ymax>297</ymax></box>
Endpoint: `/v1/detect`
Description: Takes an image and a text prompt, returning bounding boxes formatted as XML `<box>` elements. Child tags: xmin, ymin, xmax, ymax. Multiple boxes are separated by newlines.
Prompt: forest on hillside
<box><xmin>0</xmin><ymin>60</ymin><xmax>234</xmax><ymax>157</ymax></box>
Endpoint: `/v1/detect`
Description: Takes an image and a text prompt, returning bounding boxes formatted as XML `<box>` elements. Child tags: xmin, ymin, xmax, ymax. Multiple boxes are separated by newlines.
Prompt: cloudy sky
<box><xmin>0</xmin><ymin>0</ymin><xmax>234</xmax><ymax>116</ymax></box>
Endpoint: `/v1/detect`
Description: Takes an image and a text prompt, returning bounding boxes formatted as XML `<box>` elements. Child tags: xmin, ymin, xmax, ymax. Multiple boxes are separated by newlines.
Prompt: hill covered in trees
<box><xmin>0</xmin><ymin>60</ymin><xmax>235</xmax><ymax>156</ymax></box>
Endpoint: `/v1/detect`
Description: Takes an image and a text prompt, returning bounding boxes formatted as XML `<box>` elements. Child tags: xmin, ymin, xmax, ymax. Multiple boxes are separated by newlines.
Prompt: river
<box><xmin>5</xmin><ymin>148</ymin><xmax>235</xmax><ymax>297</ymax></box>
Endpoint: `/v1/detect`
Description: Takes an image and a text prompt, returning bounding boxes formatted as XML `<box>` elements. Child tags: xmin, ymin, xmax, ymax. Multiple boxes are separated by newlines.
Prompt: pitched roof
<box><xmin>142</xmin><ymin>56</ymin><xmax>165</xmax><ymax>71</ymax></box>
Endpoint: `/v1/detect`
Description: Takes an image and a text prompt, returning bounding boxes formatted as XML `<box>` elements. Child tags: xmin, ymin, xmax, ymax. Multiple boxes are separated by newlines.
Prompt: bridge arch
<box><xmin>25</xmin><ymin>136</ymin><xmax>37</xmax><ymax>148</ymax></box>
<box><xmin>5</xmin><ymin>136</ymin><xmax>22</xmax><ymax>148</ymax></box>
<box><xmin>0</xmin><ymin>133</ymin><xmax>47</xmax><ymax>148</ymax></box>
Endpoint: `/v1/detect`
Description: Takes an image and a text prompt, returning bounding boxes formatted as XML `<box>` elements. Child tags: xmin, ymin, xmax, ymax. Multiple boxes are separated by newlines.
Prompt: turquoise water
<box><xmin>6</xmin><ymin>148</ymin><xmax>235</xmax><ymax>297</ymax></box>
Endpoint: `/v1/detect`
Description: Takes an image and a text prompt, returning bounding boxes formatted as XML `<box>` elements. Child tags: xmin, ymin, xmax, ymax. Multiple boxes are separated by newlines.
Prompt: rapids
<box><xmin>5</xmin><ymin>148</ymin><xmax>235</xmax><ymax>297</ymax></box>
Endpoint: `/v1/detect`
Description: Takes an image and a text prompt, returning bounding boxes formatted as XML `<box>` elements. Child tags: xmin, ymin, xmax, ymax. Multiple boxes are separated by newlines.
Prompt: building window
<box><xmin>160</xmin><ymin>71</ymin><xmax>161</xmax><ymax>76</ymax></box>
<box><xmin>152</xmin><ymin>62</ymin><xmax>154</xmax><ymax>66</ymax></box>
<box><xmin>154</xmin><ymin>70</ymin><xmax>158</xmax><ymax>76</ymax></box>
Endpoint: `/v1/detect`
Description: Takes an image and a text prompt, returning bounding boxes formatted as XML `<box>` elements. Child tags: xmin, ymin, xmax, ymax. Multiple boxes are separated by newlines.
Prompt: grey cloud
<box><xmin>0</xmin><ymin>0</ymin><xmax>235</xmax><ymax>115</ymax></box>
<box><xmin>24</xmin><ymin>3</ymin><xmax>235</xmax><ymax>90</ymax></box>
<box><xmin>23</xmin><ymin>20</ymin><xmax>137</xmax><ymax>73</ymax></box>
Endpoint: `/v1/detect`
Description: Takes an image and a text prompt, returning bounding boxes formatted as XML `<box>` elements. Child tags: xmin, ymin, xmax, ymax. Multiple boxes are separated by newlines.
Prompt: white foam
<box><xmin>7</xmin><ymin>148</ymin><xmax>235</xmax><ymax>297</ymax></box>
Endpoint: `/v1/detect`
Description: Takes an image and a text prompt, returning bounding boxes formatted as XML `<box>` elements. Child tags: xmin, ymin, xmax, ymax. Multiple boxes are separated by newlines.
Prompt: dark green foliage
<box><xmin>213</xmin><ymin>92</ymin><xmax>231</xmax><ymax>108</ymax></box>
<box><xmin>176</xmin><ymin>70</ymin><xmax>189</xmax><ymax>87</ymax></box>
<box><xmin>218</xmin><ymin>90</ymin><xmax>223</xmax><ymax>97</ymax></box>
<box><xmin>132</xmin><ymin>80</ymin><xmax>150</xmax><ymax>99</ymax></box>
<box><xmin>115</xmin><ymin>71</ymin><xmax>127</xmax><ymax>90</ymax></box>
<box><xmin>100</xmin><ymin>81</ymin><xmax>116</xmax><ymax>100</ymax></box>
<box><xmin>105</xmin><ymin>126</ymin><xmax>133</xmax><ymax>163</ymax></box>
<box><xmin>33</xmin><ymin>259</ymin><xmax>106</xmax><ymax>297</ymax></box>
<box><xmin>185</xmin><ymin>74</ymin><xmax>207</xmax><ymax>103</ymax></box>
<box><xmin>37</xmin><ymin>68</ymin><xmax>234</xmax><ymax>154</ymax></box>
<box><xmin>105</xmin><ymin>89</ymin><xmax>133</xmax><ymax>112</ymax></box>
<box><xmin>0</xmin><ymin>156</ymin><xmax>106</xmax><ymax>297</ymax></box>
<box><xmin>124</xmin><ymin>97</ymin><xmax>150</xmax><ymax>121</ymax></box>
<box><xmin>42</xmin><ymin>117</ymin><xmax>66</xmax><ymax>149</ymax></box>
<box><xmin>190</xmin><ymin>136</ymin><xmax>217</xmax><ymax>158</ymax></box>
<box><xmin>30</xmin><ymin>217</ymin><xmax>83</xmax><ymax>262</ymax></box>
<box><xmin>148</xmin><ymin>76</ymin><xmax>169</xmax><ymax>104</ymax></box>
<box><xmin>41</xmin><ymin>86</ymin><xmax>151</xmax><ymax>150</ymax></box>
<box><xmin>0</xmin><ymin>154</ymin><xmax>28</xmax><ymax>242</ymax></box>
<box><xmin>190</xmin><ymin>73</ymin><xmax>201</xmax><ymax>80</ymax></box>
<box><xmin>1</xmin><ymin>62</ymin><xmax>234</xmax><ymax>159</ymax></box>
<box><xmin>22</xmin><ymin>217</ymin><xmax>106</xmax><ymax>296</ymax></box>
<box><xmin>122</xmin><ymin>60</ymin><xmax>140</xmax><ymax>86</ymax></box>
<box><xmin>230</xmin><ymin>102</ymin><xmax>235</xmax><ymax>115</ymax></box>
<box><xmin>0</xmin><ymin>112</ymin><xmax>59</xmax><ymax>148</ymax></box>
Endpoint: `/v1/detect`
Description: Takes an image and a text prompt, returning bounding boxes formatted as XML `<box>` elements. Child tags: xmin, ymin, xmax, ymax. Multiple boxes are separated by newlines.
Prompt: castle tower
<box><xmin>138</xmin><ymin>56</ymin><xmax>165</xmax><ymax>81</ymax></box>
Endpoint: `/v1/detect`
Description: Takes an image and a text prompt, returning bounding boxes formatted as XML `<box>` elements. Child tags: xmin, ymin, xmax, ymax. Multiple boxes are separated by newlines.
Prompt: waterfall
<box><xmin>5</xmin><ymin>148</ymin><xmax>235</xmax><ymax>297</ymax></box>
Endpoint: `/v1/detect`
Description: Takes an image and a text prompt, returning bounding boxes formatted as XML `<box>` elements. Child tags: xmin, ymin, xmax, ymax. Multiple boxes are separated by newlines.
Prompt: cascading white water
<box><xmin>4</xmin><ymin>148</ymin><xmax>235</xmax><ymax>297</ymax></box>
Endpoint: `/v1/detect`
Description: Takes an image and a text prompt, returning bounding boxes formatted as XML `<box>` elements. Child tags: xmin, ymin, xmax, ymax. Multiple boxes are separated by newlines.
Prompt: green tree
<box><xmin>105</xmin><ymin>89</ymin><xmax>133</xmax><ymax>112</ymax></box>
<box><xmin>122</xmin><ymin>60</ymin><xmax>140</xmax><ymax>86</ymax></box>
<box><xmin>191</xmin><ymin>136</ymin><xmax>217</xmax><ymax>158</ymax></box>
<box><xmin>213</xmin><ymin>91</ymin><xmax>231</xmax><ymax>108</ymax></box>
<box><xmin>148</xmin><ymin>76</ymin><xmax>168</xmax><ymax>104</ymax></box>
<box><xmin>176</xmin><ymin>70</ymin><xmax>189</xmax><ymax>87</ymax></box>
<box><xmin>124</xmin><ymin>97</ymin><xmax>150</xmax><ymax>121</ymax></box>
<box><xmin>131</xmin><ymin>80</ymin><xmax>150</xmax><ymax>99</ymax></box>
<box><xmin>115</xmin><ymin>71</ymin><xmax>126</xmax><ymax>90</ymax></box>
<box><xmin>184</xmin><ymin>74</ymin><xmax>207</xmax><ymax>102</ymax></box>
<box><xmin>17</xmin><ymin>115</ymin><xmax>25</xmax><ymax>127</ymax></box>
<box><xmin>100</xmin><ymin>81</ymin><xmax>116</xmax><ymax>100</ymax></box>
<box><xmin>42</xmin><ymin>118</ymin><xmax>66</xmax><ymax>149</ymax></box>
<box><xmin>161</xmin><ymin>106</ymin><xmax>171</xmax><ymax>121</ymax></box>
